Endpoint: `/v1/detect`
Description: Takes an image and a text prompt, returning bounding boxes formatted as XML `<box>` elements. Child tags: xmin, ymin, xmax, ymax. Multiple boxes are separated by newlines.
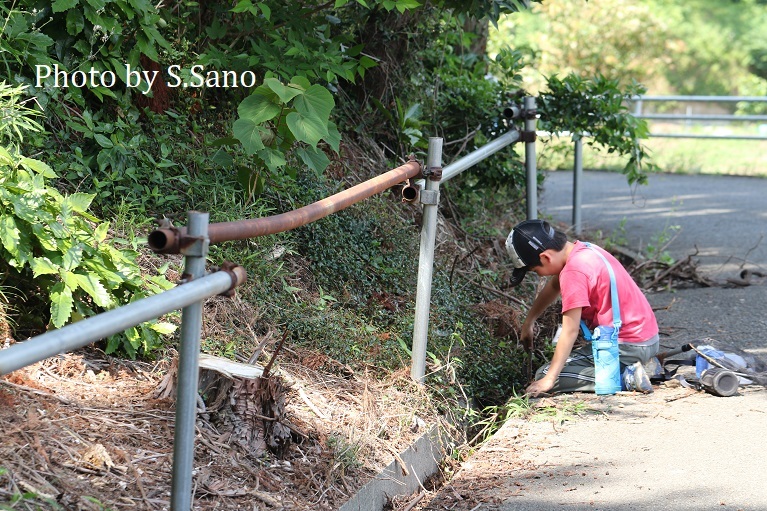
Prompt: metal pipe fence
<box><xmin>0</xmin><ymin>96</ymin><xmax>538</xmax><ymax>509</ymax></box>
<box><xmin>631</xmin><ymin>94</ymin><xmax>767</xmax><ymax>141</ymax></box>
<box><xmin>562</xmin><ymin>95</ymin><xmax>767</xmax><ymax>235</ymax></box>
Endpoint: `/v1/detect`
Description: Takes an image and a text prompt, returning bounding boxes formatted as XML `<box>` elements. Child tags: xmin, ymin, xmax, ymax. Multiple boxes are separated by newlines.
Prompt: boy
<box><xmin>506</xmin><ymin>219</ymin><xmax>659</xmax><ymax>397</ymax></box>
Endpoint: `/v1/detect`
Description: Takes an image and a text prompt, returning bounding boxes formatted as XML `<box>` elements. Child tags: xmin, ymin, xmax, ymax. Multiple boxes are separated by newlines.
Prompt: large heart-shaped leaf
<box><xmin>292</xmin><ymin>84</ymin><xmax>334</xmax><ymax>124</ymax></box>
<box><xmin>286</xmin><ymin>111</ymin><xmax>328</xmax><ymax>147</ymax></box>
<box><xmin>233</xmin><ymin>118</ymin><xmax>267</xmax><ymax>155</ymax></box>
<box><xmin>237</xmin><ymin>86</ymin><xmax>282</xmax><ymax>124</ymax></box>
<box><xmin>295</xmin><ymin>146</ymin><xmax>331</xmax><ymax>177</ymax></box>
<box><xmin>264</xmin><ymin>78</ymin><xmax>304</xmax><ymax>104</ymax></box>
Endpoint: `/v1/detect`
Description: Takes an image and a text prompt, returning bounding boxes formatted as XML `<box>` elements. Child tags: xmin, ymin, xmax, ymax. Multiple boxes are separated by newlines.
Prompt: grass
<box><xmin>538</xmin><ymin>124</ymin><xmax>767</xmax><ymax>177</ymax></box>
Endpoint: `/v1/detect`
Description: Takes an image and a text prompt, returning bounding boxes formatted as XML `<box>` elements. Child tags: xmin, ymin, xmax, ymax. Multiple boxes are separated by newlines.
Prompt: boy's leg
<box><xmin>534</xmin><ymin>341</ymin><xmax>661</xmax><ymax>393</ymax></box>
<box><xmin>619</xmin><ymin>340</ymin><xmax>660</xmax><ymax>367</ymax></box>
<box><xmin>534</xmin><ymin>344</ymin><xmax>596</xmax><ymax>393</ymax></box>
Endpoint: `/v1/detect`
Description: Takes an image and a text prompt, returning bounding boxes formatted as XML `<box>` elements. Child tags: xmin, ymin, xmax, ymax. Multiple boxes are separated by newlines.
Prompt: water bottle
<box><xmin>591</xmin><ymin>326</ymin><xmax>621</xmax><ymax>395</ymax></box>
<box><xmin>695</xmin><ymin>345</ymin><xmax>725</xmax><ymax>378</ymax></box>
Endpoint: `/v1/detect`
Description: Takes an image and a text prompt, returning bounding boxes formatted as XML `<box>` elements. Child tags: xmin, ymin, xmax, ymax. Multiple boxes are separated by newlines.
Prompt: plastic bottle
<box><xmin>591</xmin><ymin>326</ymin><xmax>621</xmax><ymax>395</ymax></box>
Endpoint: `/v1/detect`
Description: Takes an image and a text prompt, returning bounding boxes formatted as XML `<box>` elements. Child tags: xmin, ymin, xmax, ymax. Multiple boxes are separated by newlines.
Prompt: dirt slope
<box><xmin>0</xmin><ymin>348</ymin><xmax>441</xmax><ymax>510</ymax></box>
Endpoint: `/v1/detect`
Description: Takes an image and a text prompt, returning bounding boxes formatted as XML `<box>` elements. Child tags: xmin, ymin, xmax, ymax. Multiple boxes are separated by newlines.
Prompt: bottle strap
<box><xmin>583</xmin><ymin>242</ymin><xmax>622</xmax><ymax>331</ymax></box>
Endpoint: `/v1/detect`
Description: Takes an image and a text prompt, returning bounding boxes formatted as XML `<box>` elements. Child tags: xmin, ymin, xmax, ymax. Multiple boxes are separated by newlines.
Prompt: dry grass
<box><xmin>0</xmin><ymin>345</ymin><xmax>447</xmax><ymax>510</ymax></box>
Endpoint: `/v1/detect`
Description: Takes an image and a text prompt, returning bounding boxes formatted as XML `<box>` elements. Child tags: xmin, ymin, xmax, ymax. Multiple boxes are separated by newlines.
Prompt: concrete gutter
<box><xmin>338</xmin><ymin>424</ymin><xmax>447</xmax><ymax>511</ymax></box>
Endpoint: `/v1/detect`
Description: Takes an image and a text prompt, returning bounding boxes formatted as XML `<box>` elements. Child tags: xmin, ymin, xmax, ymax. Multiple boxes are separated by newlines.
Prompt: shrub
<box><xmin>0</xmin><ymin>83</ymin><xmax>175</xmax><ymax>357</ymax></box>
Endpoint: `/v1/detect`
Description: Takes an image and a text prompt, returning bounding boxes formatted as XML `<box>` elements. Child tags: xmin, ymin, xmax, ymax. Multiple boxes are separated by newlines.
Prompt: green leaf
<box><xmin>258</xmin><ymin>2</ymin><xmax>271</xmax><ymax>20</ymax></box>
<box><xmin>0</xmin><ymin>215</ymin><xmax>22</xmax><ymax>262</ymax></box>
<box><xmin>286</xmin><ymin>111</ymin><xmax>328</xmax><ymax>147</ymax></box>
<box><xmin>295</xmin><ymin>146</ymin><xmax>330</xmax><ymax>177</ymax></box>
<box><xmin>52</xmin><ymin>0</ymin><xmax>79</xmax><ymax>12</ymax></box>
<box><xmin>257</xmin><ymin>147</ymin><xmax>287</xmax><ymax>172</ymax></box>
<box><xmin>30</xmin><ymin>257</ymin><xmax>59</xmax><ymax>277</ymax></box>
<box><xmin>94</xmin><ymin>222</ymin><xmax>109</xmax><ymax>243</ymax></box>
<box><xmin>94</xmin><ymin>134</ymin><xmax>114</xmax><ymax>148</ymax></box>
<box><xmin>84</xmin><ymin>0</ymin><xmax>106</xmax><ymax>9</ymax></box>
<box><xmin>211</xmin><ymin>148</ymin><xmax>234</xmax><ymax>168</ymax></box>
<box><xmin>149</xmin><ymin>322</ymin><xmax>177</xmax><ymax>335</ymax></box>
<box><xmin>66</xmin><ymin>8</ymin><xmax>85</xmax><ymax>34</ymax></box>
<box><xmin>231</xmin><ymin>0</ymin><xmax>252</xmax><ymax>13</ymax></box>
<box><xmin>324</xmin><ymin>121</ymin><xmax>341</xmax><ymax>153</ymax></box>
<box><xmin>19</xmin><ymin>157</ymin><xmax>57</xmax><ymax>178</ymax></box>
<box><xmin>237</xmin><ymin>87</ymin><xmax>282</xmax><ymax>124</ymax></box>
<box><xmin>232</xmin><ymin>119</ymin><xmax>267</xmax><ymax>155</ymax></box>
<box><xmin>50</xmin><ymin>282</ymin><xmax>74</xmax><ymax>328</ymax></box>
<box><xmin>292</xmin><ymin>84</ymin><xmax>334</xmax><ymax>123</ymax></box>
<box><xmin>62</xmin><ymin>243</ymin><xmax>84</xmax><ymax>271</ymax></box>
<box><xmin>263</xmin><ymin>78</ymin><xmax>303</xmax><ymax>104</ymax></box>
<box><xmin>289</xmin><ymin>76</ymin><xmax>311</xmax><ymax>90</ymax></box>
<box><xmin>63</xmin><ymin>192</ymin><xmax>95</xmax><ymax>213</ymax></box>
<box><xmin>60</xmin><ymin>270</ymin><xmax>79</xmax><ymax>290</ymax></box>
<box><xmin>74</xmin><ymin>272</ymin><xmax>113</xmax><ymax>308</ymax></box>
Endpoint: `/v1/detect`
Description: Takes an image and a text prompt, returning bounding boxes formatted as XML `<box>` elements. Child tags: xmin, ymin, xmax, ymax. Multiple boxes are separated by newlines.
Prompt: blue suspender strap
<box><xmin>583</xmin><ymin>242</ymin><xmax>622</xmax><ymax>331</ymax></box>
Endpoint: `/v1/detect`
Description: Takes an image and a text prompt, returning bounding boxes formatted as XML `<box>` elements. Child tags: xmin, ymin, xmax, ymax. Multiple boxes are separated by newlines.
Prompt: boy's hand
<box><xmin>525</xmin><ymin>375</ymin><xmax>555</xmax><ymax>397</ymax></box>
<box><xmin>520</xmin><ymin>321</ymin><xmax>535</xmax><ymax>352</ymax></box>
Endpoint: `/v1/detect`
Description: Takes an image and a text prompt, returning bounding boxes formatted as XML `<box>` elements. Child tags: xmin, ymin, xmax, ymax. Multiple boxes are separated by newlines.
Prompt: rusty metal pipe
<box><xmin>148</xmin><ymin>160</ymin><xmax>423</xmax><ymax>254</ymax></box>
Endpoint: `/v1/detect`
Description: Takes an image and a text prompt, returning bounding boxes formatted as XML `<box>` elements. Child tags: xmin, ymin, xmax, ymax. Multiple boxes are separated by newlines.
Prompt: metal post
<box><xmin>524</xmin><ymin>96</ymin><xmax>538</xmax><ymax>220</ymax></box>
<box><xmin>171</xmin><ymin>211</ymin><xmax>210</xmax><ymax>511</ymax></box>
<box><xmin>411</xmin><ymin>137</ymin><xmax>443</xmax><ymax>382</ymax></box>
<box><xmin>572</xmin><ymin>135</ymin><xmax>583</xmax><ymax>236</ymax></box>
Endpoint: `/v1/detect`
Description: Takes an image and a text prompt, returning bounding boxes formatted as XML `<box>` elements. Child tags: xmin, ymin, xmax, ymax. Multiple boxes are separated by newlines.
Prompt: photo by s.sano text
<box><xmin>35</xmin><ymin>64</ymin><xmax>260</xmax><ymax>94</ymax></box>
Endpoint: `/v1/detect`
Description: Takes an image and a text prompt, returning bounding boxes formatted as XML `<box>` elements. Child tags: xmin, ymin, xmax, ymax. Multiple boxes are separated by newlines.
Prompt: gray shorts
<box><xmin>535</xmin><ymin>338</ymin><xmax>660</xmax><ymax>393</ymax></box>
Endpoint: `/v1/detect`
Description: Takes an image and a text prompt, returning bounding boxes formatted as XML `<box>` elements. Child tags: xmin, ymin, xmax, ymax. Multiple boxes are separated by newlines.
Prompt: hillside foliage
<box><xmin>0</xmin><ymin>0</ymin><xmax>720</xmax><ymax>406</ymax></box>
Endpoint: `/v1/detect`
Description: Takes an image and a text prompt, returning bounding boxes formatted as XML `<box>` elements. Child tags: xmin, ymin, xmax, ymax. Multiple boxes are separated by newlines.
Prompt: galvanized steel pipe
<box><xmin>149</xmin><ymin>160</ymin><xmax>423</xmax><ymax>253</ymax></box>
<box><xmin>524</xmin><ymin>96</ymin><xmax>538</xmax><ymax>220</ymax></box>
<box><xmin>572</xmin><ymin>136</ymin><xmax>584</xmax><ymax>235</ymax></box>
<box><xmin>171</xmin><ymin>212</ymin><xmax>210</xmax><ymax>511</ymax></box>
<box><xmin>0</xmin><ymin>270</ymin><xmax>242</xmax><ymax>376</ymax></box>
<box><xmin>411</xmin><ymin>138</ymin><xmax>443</xmax><ymax>382</ymax></box>
<box><xmin>441</xmin><ymin>129</ymin><xmax>521</xmax><ymax>182</ymax></box>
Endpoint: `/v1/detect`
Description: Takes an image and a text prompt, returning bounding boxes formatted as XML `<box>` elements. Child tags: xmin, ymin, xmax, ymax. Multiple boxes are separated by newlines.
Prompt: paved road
<box><xmin>540</xmin><ymin>170</ymin><xmax>767</xmax><ymax>280</ymax></box>
<box><xmin>421</xmin><ymin>171</ymin><xmax>767</xmax><ymax>511</ymax></box>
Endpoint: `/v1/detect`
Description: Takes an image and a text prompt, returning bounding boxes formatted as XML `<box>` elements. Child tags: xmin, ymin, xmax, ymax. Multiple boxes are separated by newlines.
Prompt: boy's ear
<box><xmin>539</xmin><ymin>250</ymin><xmax>554</xmax><ymax>266</ymax></box>
<box><xmin>539</xmin><ymin>249</ymin><xmax>562</xmax><ymax>269</ymax></box>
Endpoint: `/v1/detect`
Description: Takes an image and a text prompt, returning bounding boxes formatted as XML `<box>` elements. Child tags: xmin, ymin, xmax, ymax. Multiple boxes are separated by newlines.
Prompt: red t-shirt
<box><xmin>559</xmin><ymin>241</ymin><xmax>659</xmax><ymax>344</ymax></box>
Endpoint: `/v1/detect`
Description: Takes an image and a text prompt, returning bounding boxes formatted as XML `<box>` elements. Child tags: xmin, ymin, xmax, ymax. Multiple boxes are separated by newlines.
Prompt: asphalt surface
<box><xmin>540</xmin><ymin>170</ymin><xmax>767</xmax><ymax>280</ymax></box>
<box><xmin>421</xmin><ymin>171</ymin><xmax>767</xmax><ymax>511</ymax></box>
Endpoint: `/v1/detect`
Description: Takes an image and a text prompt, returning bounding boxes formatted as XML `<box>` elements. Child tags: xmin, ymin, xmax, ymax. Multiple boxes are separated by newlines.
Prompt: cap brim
<box><xmin>509</xmin><ymin>267</ymin><xmax>529</xmax><ymax>287</ymax></box>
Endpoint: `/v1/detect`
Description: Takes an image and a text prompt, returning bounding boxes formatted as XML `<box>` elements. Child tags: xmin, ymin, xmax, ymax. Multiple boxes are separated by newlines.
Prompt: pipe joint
<box><xmin>522</xmin><ymin>107</ymin><xmax>539</xmax><ymax>120</ymax></box>
<box><xmin>148</xmin><ymin>227</ymin><xmax>182</xmax><ymax>254</ymax></box>
<box><xmin>502</xmin><ymin>104</ymin><xmax>523</xmax><ymax>119</ymax></box>
<box><xmin>401</xmin><ymin>179</ymin><xmax>420</xmax><ymax>202</ymax></box>
<box><xmin>212</xmin><ymin>262</ymin><xmax>247</xmax><ymax>297</ymax></box>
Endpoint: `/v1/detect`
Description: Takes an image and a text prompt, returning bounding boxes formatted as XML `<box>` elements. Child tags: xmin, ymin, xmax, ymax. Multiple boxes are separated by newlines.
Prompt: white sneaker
<box><xmin>623</xmin><ymin>361</ymin><xmax>653</xmax><ymax>393</ymax></box>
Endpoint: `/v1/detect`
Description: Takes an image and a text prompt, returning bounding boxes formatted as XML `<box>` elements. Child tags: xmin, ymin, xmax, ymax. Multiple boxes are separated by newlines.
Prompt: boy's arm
<box><xmin>525</xmin><ymin>307</ymin><xmax>582</xmax><ymax>397</ymax></box>
<box><xmin>520</xmin><ymin>275</ymin><xmax>561</xmax><ymax>350</ymax></box>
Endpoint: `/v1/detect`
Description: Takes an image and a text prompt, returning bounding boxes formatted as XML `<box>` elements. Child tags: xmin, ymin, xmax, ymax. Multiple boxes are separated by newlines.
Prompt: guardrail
<box><xmin>0</xmin><ymin>97</ymin><xmax>539</xmax><ymax>511</ymax></box>
<box><xmin>563</xmin><ymin>95</ymin><xmax>767</xmax><ymax>235</ymax></box>
<box><xmin>631</xmin><ymin>95</ymin><xmax>767</xmax><ymax>141</ymax></box>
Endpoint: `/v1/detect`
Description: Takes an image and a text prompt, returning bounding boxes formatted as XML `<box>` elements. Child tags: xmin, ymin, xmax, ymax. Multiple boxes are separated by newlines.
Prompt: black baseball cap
<box><xmin>505</xmin><ymin>219</ymin><xmax>558</xmax><ymax>287</ymax></box>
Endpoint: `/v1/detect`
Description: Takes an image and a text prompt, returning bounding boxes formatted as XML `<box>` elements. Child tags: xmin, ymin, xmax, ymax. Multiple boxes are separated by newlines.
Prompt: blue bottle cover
<box><xmin>591</xmin><ymin>326</ymin><xmax>621</xmax><ymax>395</ymax></box>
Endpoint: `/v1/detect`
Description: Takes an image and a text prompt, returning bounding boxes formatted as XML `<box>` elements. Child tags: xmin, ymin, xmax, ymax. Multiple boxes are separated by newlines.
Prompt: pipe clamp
<box><xmin>419</xmin><ymin>189</ymin><xmax>439</xmax><ymax>205</ymax></box>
